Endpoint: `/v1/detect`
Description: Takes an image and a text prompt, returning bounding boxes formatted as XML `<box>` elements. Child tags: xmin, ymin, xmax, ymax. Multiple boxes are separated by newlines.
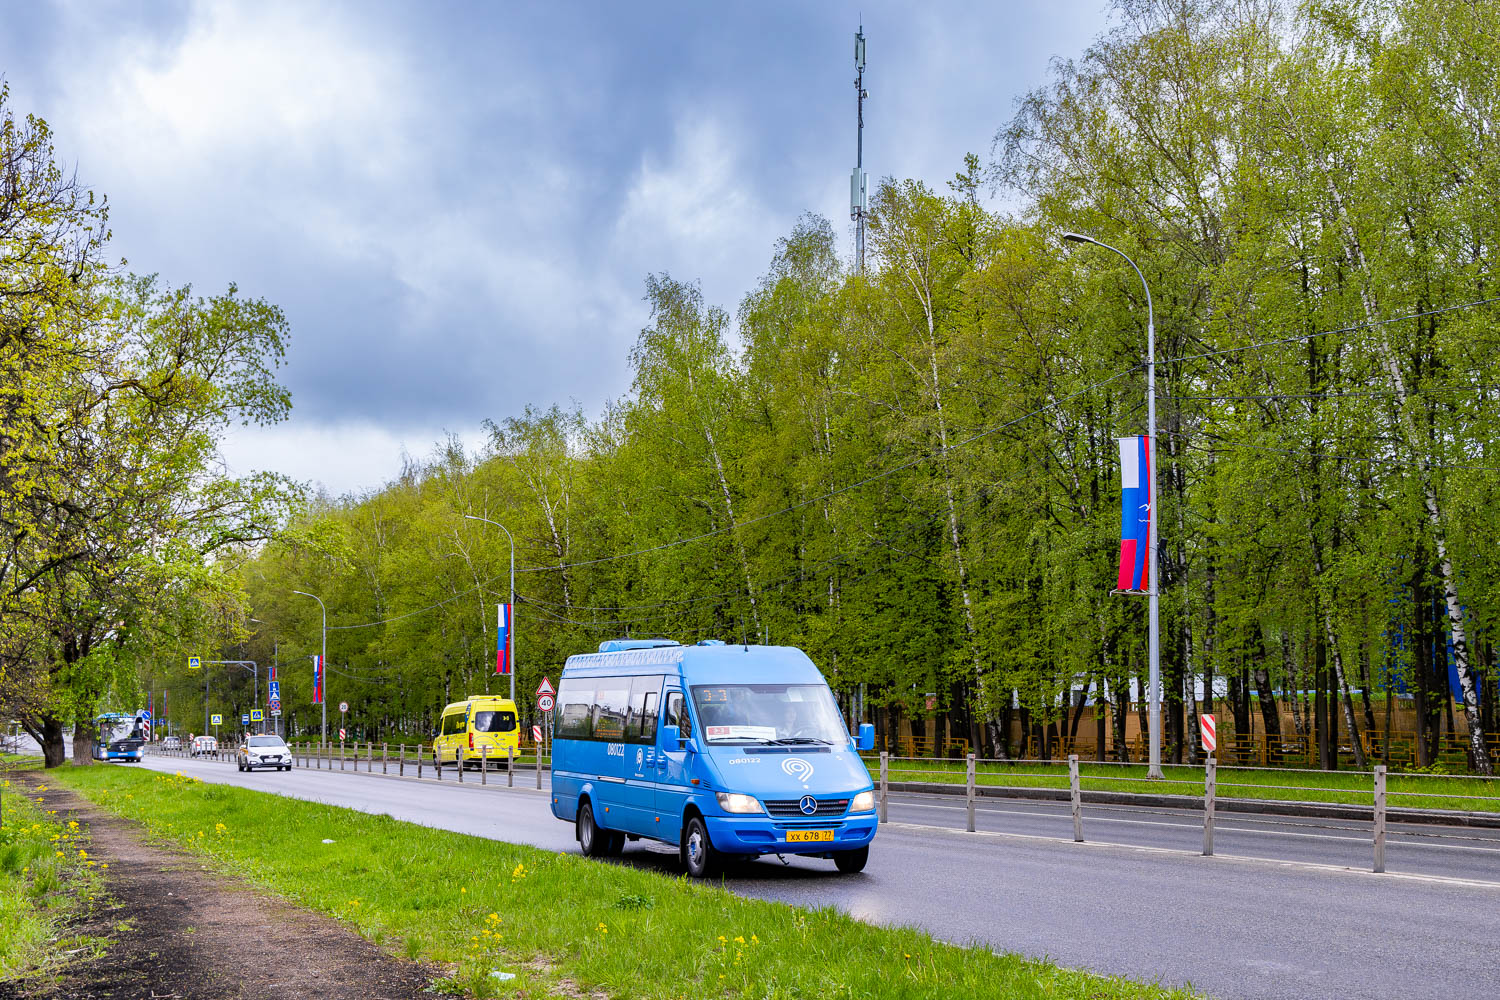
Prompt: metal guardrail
<box><xmin>874</xmin><ymin>751</ymin><xmax>1500</xmax><ymax>875</ymax></box>
<box><xmin>147</xmin><ymin>741</ymin><xmax>552</xmax><ymax>790</ymax></box>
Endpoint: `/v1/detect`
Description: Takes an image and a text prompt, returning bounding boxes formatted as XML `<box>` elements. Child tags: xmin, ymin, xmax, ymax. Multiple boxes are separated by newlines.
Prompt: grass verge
<box><xmin>53</xmin><ymin>765</ymin><xmax>1201</xmax><ymax>1000</ymax></box>
<box><xmin>0</xmin><ymin>773</ymin><xmax>109</xmax><ymax>980</ymax></box>
<box><xmin>870</xmin><ymin>757</ymin><xmax>1500</xmax><ymax>812</ymax></box>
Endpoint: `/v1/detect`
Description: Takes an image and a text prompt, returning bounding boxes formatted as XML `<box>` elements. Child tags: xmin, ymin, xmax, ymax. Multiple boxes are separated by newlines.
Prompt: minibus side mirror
<box><xmin>661</xmin><ymin>723</ymin><xmax>681</xmax><ymax>747</ymax></box>
<box><xmin>856</xmin><ymin>724</ymin><xmax>874</xmax><ymax>752</ymax></box>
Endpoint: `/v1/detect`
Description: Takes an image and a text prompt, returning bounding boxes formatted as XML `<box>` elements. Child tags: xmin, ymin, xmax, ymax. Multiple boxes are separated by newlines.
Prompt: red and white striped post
<box><xmin>1200</xmin><ymin>713</ymin><xmax>1216</xmax><ymax>756</ymax></box>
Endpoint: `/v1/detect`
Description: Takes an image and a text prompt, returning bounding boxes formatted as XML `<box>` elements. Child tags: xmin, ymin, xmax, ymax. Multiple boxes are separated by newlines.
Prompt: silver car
<box><xmin>239</xmin><ymin>735</ymin><xmax>292</xmax><ymax>772</ymax></box>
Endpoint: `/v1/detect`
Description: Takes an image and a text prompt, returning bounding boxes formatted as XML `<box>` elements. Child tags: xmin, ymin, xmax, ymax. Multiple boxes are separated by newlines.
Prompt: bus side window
<box><xmin>627</xmin><ymin>675</ymin><xmax>663</xmax><ymax>742</ymax></box>
<box><xmin>557</xmin><ymin>680</ymin><xmax>594</xmax><ymax>739</ymax></box>
<box><xmin>665</xmin><ymin>692</ymin><xmax>691</xmax><ymax>739</ymax></box>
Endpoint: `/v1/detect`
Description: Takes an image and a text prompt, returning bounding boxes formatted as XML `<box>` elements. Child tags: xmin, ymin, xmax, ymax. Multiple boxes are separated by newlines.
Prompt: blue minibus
<box><xmin>549</xmin><ymin>639</ymin><xmax>877</xmax><ymax>877</ymax></box>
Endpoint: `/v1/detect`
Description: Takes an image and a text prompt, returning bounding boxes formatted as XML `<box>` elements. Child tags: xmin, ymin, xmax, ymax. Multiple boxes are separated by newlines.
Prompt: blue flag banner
<box><xmin>496</xmin><ymin>603</ymin><xmax>513</xmax><ymax>675</ymax></box>
<box><xmin>1117</xmin><ymin>435</ymin><xmax>1151</xmax><ymax>592</ymax></box>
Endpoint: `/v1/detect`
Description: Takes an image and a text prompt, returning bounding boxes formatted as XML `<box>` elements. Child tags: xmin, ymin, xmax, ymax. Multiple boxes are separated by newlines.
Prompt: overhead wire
<box><xmin>1163</xmin><ymin>383</ymin><xmax>1500</xmax><ymax>402</ymax></box>
<box><xmin>512</xmin><ymin>483</ymin><xmax>1005</xmax><ymax>626</ymax></box>
<box><xmin>293</xmin><ymin>293</ymin><xmax>1500</xmax><ymax>633</ymax></box>
<box><xmin>1163</xmin><ymin>430</ymin><xmax>1500</xmax><ymax>473</ymax></box>
<box><xmin>1156</xmin><ymin>294</ymin><xmax>1500</xmax><ymax>367</ymax></box>
<box><xmin>513</xmin><ymin>363</ymin><xmax>1143</xmax><ymax>576</ymax></box>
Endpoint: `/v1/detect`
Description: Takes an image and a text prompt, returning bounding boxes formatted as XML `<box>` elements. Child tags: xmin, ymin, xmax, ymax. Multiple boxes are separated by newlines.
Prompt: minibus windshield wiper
<box><xmin>761</xmin><ymin>737</ymin><xmax>835</xmax><ymax>745</ymax></box>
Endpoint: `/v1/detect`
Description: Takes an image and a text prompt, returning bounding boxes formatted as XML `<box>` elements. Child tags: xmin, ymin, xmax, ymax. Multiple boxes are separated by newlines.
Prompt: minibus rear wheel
<box><xmin>577</xmin><ymin>801</ymin><xmax>623</xmax><ymax>857</ymax></box>
<box><xmin>833</xmin><ymin>846</ymin><xmax>869</xmax><ymax>874</ymax></box>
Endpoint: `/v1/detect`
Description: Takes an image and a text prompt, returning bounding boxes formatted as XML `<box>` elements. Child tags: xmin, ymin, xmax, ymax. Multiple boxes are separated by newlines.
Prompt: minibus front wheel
<box><xmin>681</xmin><ymin>816</ymin><xmax>722</xmax><ymax>878</ymax></box>
<box><xmin>833</xmin><ymin>846</ymin><xmax>869</xmax><ymax>874</ymax></box>
<box><xmin>577</xmin><ymin>800</ymin><xmax>624</xmax><ymax>858</ymax></box>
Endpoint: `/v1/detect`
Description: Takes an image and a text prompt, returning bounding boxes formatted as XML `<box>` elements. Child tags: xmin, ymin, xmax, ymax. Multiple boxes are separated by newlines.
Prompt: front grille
<box><xmin>764</xmin><ymin>798</ymin><xmax>848</xmax><ymax>818</ymax></box>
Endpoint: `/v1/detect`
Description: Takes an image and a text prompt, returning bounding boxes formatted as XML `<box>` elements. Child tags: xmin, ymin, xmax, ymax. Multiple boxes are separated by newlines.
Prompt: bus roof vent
<box><xmin>597</xmin><ymin>638</ymin><xmax>680</xmax><ymax>653</ymax></box>
<box><xmin>695</xmin><ymin>639</ymin><xmax>726</xmax><ymax>646</ymax></box>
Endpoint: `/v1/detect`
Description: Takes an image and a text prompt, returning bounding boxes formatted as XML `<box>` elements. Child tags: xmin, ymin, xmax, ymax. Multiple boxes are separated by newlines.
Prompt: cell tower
<box><xmin>851</xmin><ymin>24</ymin><xmax>868</xmax><ymax>274</ymax></box>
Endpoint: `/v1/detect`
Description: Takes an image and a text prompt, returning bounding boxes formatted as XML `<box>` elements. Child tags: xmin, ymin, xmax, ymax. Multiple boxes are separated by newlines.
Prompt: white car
<box><xmin>239</xmin><ymin>735</ymin><xmax>292</xmax><ymax>772</ymax></box>
<box><xmin>161</xmin><ymin>736</ymin><xmax>181</xmax><ymax>750</ymax></box>
<box><xmin>191</xmin><ymin>735</ymin><xmax>218</xmax><ymax>756</ymax></box>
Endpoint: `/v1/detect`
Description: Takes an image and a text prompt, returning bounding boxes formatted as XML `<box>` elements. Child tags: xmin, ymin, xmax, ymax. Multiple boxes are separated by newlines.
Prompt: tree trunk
<box><xmin>1322</xmin><ymin>170</ymin><xmax>1491</xmax><ymax>774</ymax></box>
<box><xmin>1314</xmin><ymin>632</ymin><xmax>1330</xmax><ymax>769</ymax></box>
<box><xmin>36</xmin><ymin>717</ymin><xmax>68</xmax><ymax>768</ymax></box>
<box><xmin>1253</xmin><ymin>659</ymin><xmax>1283</xmax><ymax>767</ymax></box>
<box><xmin>1114</xmin><ymin>678</ymin><xmax>1131</xmax><ymax>763</ymax></box>
<box><xmin>71</xmin><ymin>727</ymin><xmax>95</xmax><ymax>766</ymax></box>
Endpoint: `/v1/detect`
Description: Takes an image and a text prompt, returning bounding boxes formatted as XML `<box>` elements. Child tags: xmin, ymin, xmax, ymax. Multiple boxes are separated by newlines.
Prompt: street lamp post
<box><xmin>464</xmin><ymin>514</ymin><xmax>516</xmax><ymax>703</ymax></box>
<box><xmin>1062</xmin><ymin>231</ymin><xmax>1163</xmax><ymax>780</ymax></box>
<box><xmin>292</xmin><ymin>591</ymin><xmax>327</xmax><ymax>747</ymax></box>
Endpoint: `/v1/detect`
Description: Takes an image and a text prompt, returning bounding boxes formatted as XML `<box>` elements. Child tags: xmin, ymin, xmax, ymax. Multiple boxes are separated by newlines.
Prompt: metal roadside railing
<box><xmin>146</xmin><ymin>740</ymin><xmax>551</xmax><ymax>790</ymax></box>
<box><xmin>873</xmin><ymin>751</ymin><xmax>1500</xmax><ymax>875</ymax></box>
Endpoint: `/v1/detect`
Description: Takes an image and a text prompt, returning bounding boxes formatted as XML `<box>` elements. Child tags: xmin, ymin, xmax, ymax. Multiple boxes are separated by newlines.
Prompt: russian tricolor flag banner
<box><xmin>496</xmin><ymin>603</ymin><xmax>513</xmax><ymax>675</ymax></box>
<box><xmin>312</xmin><ymin>655</ymin><xmax>324</xmax><ymax>704</ymax></box>
<box><xmin>1117</xmin><ymin>435</ymin><xmax>1152</xmax><ymax>593</ymax></box>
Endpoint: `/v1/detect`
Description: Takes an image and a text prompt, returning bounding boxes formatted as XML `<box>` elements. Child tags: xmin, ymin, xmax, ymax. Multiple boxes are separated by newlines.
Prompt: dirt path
<box><xmin>2</xmin><ymin>774</ymin><xmax>449</xmax><ymax>1000</ymax></box>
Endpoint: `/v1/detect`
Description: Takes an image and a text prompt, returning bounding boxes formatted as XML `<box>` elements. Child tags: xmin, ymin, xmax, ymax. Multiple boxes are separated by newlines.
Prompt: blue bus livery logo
<box><xmin>799</xmin><ymin>795</ymin><xmax>818</xmax><ymax>815</ymax></box>
<box><xmin>782</xmin><ymin>758</ymin><xmax>814</xmax><ymax>785</ymax></box>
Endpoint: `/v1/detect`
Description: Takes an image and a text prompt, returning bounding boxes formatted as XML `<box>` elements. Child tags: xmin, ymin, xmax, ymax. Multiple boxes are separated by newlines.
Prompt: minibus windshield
<box><xmin>690</xmin><ymin>684</ymin><xmax>847</xmax><ymax>745</ymax></box>
<box><xmin>474</xmin><ymin>710</ymin><xmax>517</xmax><ymax>733</ymax></box>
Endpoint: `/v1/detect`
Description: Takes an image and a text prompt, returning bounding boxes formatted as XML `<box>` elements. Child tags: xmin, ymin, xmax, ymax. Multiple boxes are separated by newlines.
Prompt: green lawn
<box><xmin>0</xmin><ymin>772</ymin><xmax>108</xmax><ymax>981</ymax></box>
<box><xmin>872</xmin><ymin>757</ymin><xmax>1500</xmax><ymax>813</ymax></box>
<box><xmin>53</xmin><ymin>765</ymin><xmax>1202</xmax><ymax>1000</ymax></box>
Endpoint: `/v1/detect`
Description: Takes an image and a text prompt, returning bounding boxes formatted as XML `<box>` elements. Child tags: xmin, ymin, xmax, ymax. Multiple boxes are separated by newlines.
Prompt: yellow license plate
<box><xmin>785</xmin><ymin>829</ymin><xmax>835</xmax><ymax>843</ymax></box>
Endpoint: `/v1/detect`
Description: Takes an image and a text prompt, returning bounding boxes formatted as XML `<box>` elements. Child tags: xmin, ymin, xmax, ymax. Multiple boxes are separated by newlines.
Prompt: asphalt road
<box><xmin>132</xmin><ymin>753</ymin><xmax>1500</xmax><ymax>1000</ymax></box>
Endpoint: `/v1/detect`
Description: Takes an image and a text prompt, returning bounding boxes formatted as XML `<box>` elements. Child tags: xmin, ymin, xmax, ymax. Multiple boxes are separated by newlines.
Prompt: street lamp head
<box><xmin>1061</xmin><ymin>231</ymin><xmax>1093</xmax><ymax>245</ymax></box>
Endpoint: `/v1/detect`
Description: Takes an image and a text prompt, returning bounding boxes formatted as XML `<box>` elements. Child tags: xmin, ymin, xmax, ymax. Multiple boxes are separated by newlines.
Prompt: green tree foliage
<box><xmin>0</xmin><ymin>88</ymin><xmax>299</xmax><ymax>765</ymax></box>
<box><xmin>211</xmin><ymin>0</ymin><xmax>1499</xmax><ymax>772</ymax></box>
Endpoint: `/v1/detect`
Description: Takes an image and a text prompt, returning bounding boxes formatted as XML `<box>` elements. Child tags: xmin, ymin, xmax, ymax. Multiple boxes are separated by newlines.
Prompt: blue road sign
<box><xmin>250</xmin><ymin>709</ymin><xmax>263</xmax><ymax>722</ymax></box>
<box><xmin>241</xmin><ymin>714</ymin><xmax>249</xmax><ymax>725</ymax></box>
<box><xmin>267</xmin><ymin>681</ymin><xmax>281</xmax><ymax>702</ymax></box>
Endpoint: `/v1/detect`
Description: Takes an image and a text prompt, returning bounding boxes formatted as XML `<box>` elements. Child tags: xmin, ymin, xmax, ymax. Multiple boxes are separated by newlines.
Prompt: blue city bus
<box><xmin>91</xmin><ymin>712</ymin><xmax>146</xmax><ymax>762</ymax></box>
<box><xmin>550</xmin><ymin>639</ymin><xmax>877</xmax><ymax>877</ymax></box>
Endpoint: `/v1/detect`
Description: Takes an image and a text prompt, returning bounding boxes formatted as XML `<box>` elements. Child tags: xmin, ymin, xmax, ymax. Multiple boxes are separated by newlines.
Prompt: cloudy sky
<box><xmin>5</xmin><ymin>1</ymin><xmax>1113</xmax><ymax>496</ymax></box>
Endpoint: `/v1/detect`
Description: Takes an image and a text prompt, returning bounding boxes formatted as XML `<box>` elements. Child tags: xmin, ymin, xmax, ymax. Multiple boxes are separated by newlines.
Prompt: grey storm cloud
<box><xmin>3</xmin><ymin>0</ymin><xmax>1112</xmax><ymax>490</ymax></box>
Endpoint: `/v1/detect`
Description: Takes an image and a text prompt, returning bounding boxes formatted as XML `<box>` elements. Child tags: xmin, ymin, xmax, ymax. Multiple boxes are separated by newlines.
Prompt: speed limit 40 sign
<box><xmin>538</xmin><ymin>693</ymin><xmax>554</xmax><ymax>713</ymax></box>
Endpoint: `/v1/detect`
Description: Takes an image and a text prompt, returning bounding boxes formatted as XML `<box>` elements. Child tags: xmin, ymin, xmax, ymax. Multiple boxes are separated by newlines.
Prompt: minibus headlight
<box><xmin>716</xmin><ymin>792</ymin><xmax>763</xmax><ymax>814</ymax></box>
<box><xmin>850</xmin><ymin>790</ymin><xmax>875</xmax><ymax>813</ymax></box>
